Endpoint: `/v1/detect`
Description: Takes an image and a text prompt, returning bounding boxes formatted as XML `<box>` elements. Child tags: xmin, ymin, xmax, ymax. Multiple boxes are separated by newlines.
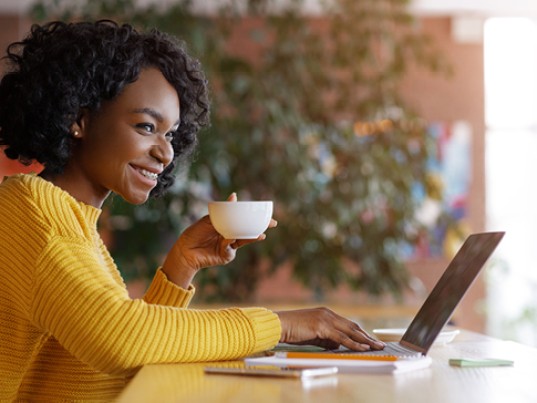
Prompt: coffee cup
<box><xmin>208</xmin><ymin>201</ymin><xmax>273</xmax><ymax>239</ymax></box>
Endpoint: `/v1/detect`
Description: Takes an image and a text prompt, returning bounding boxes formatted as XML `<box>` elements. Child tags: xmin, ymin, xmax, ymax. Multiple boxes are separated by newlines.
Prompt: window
<box><xmin>485</xmin><ymin>18</ymin><xmax>537</xmax><ymax>346</ymax></box>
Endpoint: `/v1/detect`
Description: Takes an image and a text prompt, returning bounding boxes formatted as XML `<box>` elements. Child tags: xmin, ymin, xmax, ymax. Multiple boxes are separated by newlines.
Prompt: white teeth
<box><xmin>138</xmin><ymin>168</ymin><xmax>158</xmax><ymax>180</ymax></box>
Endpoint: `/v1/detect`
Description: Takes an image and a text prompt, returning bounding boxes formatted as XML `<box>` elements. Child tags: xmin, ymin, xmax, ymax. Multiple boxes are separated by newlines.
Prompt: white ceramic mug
<box><xmin>208</xmin><ymin>201</ymin><xmax>273</xmax><ymax>239</ymax></box>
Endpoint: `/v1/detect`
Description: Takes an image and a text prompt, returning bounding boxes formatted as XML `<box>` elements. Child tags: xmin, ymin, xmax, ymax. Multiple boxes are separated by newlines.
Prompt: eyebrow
<box><xmin>131</xmin><ymin>107</ymin><xmax>181</xmax><ymax>128</ymax></box>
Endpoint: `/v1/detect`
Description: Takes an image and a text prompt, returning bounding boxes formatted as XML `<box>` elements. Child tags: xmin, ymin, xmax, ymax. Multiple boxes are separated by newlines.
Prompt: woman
<box><xmin>0</xmin><ymin>20</ymin><xmax>384</xmax><ymax>400</ymax></box>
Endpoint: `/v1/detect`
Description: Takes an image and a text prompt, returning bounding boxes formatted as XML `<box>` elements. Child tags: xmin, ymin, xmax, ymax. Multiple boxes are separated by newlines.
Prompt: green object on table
<box><xmin>449</xmin><ymin>358</ymin><xmax>514</xmax><ymax>367</ymax></box>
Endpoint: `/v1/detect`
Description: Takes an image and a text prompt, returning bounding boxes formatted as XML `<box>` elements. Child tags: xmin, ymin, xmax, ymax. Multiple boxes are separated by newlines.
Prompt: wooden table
<box><xmin>116</xmin><ymin>330</ymin><xmax>537</xmax><ymax>403</ymax></box>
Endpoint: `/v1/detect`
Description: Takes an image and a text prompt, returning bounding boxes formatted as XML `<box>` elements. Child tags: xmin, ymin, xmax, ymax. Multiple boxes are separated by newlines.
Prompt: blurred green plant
<box><xmin>30</xmin><ymin>0</ymin><xmax>453</xmax><ymax>302</ymax></box>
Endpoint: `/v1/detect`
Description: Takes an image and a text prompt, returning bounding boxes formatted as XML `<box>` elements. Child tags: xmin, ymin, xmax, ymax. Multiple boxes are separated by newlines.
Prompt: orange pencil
<box><xmin>275</xmin><ymin>352</ymin><xmax>398</xmax><ymax>361</ymax></box>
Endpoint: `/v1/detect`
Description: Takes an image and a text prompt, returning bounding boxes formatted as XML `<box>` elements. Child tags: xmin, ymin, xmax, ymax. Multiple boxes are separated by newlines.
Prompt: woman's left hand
<box><xmin>276</xmin><ymin>308</ymin><xmax>385</xmax><ymax>351</ymax></box>
<box><xmin>161</xmin><ymin>193</ymin><xmax>277</xmax><ymax>288</ymax></box>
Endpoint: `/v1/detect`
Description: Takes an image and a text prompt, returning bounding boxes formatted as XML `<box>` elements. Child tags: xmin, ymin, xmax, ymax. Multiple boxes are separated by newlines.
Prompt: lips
<box><xmin>137</xmin><ymin>168</ymin><xmax>159</xmax><ymax>180</ymax></box>
<box><xmin>131</xmin><ymin>164</ymin><xmax>161</xmax><ymax>182</ymax></box>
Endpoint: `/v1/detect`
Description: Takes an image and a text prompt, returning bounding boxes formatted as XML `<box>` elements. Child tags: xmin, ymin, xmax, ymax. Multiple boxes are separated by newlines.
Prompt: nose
<box><xmin>151</xmin><ymin>136</ymin><xmax>174</xmax><ymax>168</ymax></box>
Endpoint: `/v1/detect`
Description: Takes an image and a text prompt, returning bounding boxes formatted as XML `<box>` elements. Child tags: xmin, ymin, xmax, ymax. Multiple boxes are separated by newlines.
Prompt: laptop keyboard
<box><xmin>336</xmin><ymin>342</ymin><xmax>423</xmax><ymax>359</ymax></box>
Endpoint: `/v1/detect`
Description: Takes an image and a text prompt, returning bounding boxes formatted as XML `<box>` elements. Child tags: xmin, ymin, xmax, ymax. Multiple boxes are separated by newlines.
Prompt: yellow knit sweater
<box><xmin>0</xmin><ymin>174</ymin><xmax>281</xmax><ymax>401</ymax></box>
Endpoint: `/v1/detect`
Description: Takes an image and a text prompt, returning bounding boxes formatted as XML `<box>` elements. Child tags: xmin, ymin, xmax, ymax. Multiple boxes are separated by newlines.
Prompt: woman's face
<box><xmin>63</xmin><ymin>67</ymin><xmax>180</xmax><ymax>207</ymax></box>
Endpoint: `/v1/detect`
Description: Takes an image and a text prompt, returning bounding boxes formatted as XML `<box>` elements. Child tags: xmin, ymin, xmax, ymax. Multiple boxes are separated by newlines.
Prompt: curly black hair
<box><xmin>0</xmin><ymin>20</ymin><xmax>209</xmax><ymax>197</ymax></box>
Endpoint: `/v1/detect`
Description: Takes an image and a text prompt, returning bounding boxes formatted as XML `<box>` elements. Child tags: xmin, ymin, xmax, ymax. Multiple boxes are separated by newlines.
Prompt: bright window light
<box><xmin>485</xmin><ymin>17</ymin><xmax>537</xmax><ymax>346</ymax></box>
<box><xmin>484</xmin><ymin>18</ymin><xmax>537</xmax><ymax>129</ymax></box>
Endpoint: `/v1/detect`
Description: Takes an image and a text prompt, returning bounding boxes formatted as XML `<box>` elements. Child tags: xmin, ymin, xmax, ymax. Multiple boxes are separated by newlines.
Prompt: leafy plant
<box><xmin>30</xmin><ymin>0</ymin><xmax>452</xmax><ymax>301</ymax></box>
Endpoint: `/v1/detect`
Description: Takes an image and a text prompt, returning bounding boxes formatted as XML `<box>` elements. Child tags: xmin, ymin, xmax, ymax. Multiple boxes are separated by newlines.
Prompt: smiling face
<box><xmin>48</xmin><ymin>67</ymin><xmax>180</xmax><ymax>207</ymax></box>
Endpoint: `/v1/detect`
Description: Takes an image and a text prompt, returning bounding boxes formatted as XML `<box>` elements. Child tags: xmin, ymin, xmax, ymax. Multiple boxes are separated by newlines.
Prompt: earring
<box><xmin>72</xmin><ymin>130</ymin><xmax>80</xmax><ymax>138</ymax></box>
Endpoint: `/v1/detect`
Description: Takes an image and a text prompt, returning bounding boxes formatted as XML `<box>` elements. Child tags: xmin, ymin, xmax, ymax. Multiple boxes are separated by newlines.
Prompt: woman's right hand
<box><xmin>275</xmin><ymin>308</ymin><xmax>385</xmax><ymax>351</ymax></box>
<box><xmin>161</xmin><ymin>193</ymin><xmax>277</xmax><ymax>289</ymax></box>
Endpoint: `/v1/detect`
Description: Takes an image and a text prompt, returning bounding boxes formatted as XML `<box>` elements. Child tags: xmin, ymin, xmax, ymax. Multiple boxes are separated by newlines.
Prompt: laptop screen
<box><xmin>400</xmin><ymin>231</ymin><xmax>505</xmax><ymax>354</ymax></box>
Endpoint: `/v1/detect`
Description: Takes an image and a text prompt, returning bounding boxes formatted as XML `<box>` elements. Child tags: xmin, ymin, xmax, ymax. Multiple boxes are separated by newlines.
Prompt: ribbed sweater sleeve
<box><xmin>31</xmin><ymin>236</ymin><xmax>281</xmax><ymax>375</ymax></box>
<box><xmin>143</xmin><ymin>268</ymin><xmax>195</xmax><ymax>307</ymax></box>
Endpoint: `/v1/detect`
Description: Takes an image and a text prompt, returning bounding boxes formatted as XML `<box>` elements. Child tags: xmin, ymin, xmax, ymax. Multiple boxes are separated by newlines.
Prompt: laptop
<box><xmin>339</xmin><ymin>231</ymin><xmax>505</xmax><ymax>359</ymax></box>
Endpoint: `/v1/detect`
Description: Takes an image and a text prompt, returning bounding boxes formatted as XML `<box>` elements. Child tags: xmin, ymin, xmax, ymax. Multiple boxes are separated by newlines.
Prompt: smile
<box><xmin>136</xmin><ymin>168</ymin><xmax>159</xmax><ymax>180</ymax></box>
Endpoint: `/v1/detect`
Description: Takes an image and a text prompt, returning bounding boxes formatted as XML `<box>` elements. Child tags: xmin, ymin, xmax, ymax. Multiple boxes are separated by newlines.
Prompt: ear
<box><xmin>70</xmin><ymin>109</ymin><xmax>90</xmax><ymax>139</ymax></box>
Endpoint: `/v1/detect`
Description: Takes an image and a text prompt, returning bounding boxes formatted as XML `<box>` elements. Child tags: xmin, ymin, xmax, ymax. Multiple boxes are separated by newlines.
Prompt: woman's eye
<box><xmin>137</xmin><ymin>123</ymin><xmax>155</xmax><ymax>133</ymax></box>
<box><xmin>165</xmin><ymin>131</ymin><xmax>175</xmax><ymax>142</ymax></box>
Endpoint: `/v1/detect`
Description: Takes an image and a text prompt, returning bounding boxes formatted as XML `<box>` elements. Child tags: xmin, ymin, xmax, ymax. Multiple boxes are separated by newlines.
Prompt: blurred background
<box><xmin>1</xmin><ymin>0</ymin><xmax>536</xmax><ymax>346</ymax></box>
